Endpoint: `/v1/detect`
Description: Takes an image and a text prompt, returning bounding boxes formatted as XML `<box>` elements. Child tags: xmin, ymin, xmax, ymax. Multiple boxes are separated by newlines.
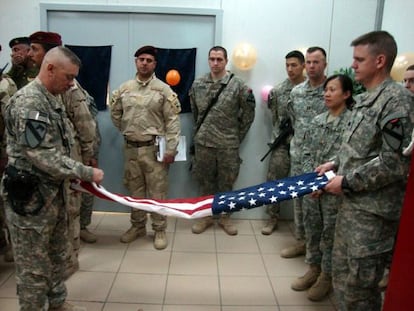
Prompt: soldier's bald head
<box><xmin>42</xmin><ymin>46</ymin><xmax>81</xmax><ymax>69</ymax></box>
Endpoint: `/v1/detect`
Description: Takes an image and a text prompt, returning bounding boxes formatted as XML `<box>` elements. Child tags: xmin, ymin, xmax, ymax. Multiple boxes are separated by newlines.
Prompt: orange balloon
<box><xmin>166</xmin><ymin>69</ymin><xmax>181</xmax><ymax>86</ymax></box>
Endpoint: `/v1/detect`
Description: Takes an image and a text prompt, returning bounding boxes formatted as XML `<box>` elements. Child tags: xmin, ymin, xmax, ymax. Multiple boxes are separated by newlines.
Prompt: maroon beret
<box><xmin>29</xmin><ymin>31</ymin><xmax>62</xmax><ymax>46</ymax></box>
<box><xmin>134</xmin><ymin>45</ymin><xmax>157</xmax><ymax>59</ymax></box>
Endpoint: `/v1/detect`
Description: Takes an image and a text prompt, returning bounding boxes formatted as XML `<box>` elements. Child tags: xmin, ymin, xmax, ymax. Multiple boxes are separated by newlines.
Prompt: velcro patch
<box><xmin>382</xmin><ymin>118</ymin><xmax>404</xmax><ymax>151</ymax></box>
<box><xmin>24</xmin><ymin>111</ymin><xmax>49</xmax><ymax>148</ymax></box>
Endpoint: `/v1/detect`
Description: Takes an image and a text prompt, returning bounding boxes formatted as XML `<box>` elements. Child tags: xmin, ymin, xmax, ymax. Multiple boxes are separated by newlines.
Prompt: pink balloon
<box><xmin>261</xmin><ymin>85</ymin><xmax>273</xmax><ymax>102</ymax></box>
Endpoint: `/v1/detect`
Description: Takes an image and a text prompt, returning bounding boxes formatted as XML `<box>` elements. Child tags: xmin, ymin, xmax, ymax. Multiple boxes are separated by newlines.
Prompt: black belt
<box><xmin>126</xmin><ymin>139</ymin><xmax>155</xmax><ymax>148</ymax></box>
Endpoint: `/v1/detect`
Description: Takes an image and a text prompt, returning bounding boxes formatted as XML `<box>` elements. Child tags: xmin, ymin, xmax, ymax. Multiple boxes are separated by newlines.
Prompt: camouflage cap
<box><xmin>9</xmin><ymin>37</ymin><xmax>30</xmax><ymax>48</ymax></box>
<box><xmin>29</xmin><ymin>31</ymin><xmax>62</xmax><ymax>46</ymax></box>
<box><xmin>134</xmin><ymin>45</ymin><xmax>157</xmax><ymax>60</ymax></box>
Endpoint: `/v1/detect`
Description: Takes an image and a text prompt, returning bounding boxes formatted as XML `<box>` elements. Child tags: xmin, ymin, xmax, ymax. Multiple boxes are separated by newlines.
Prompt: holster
<box><xmin>3</xmin><ymin>166</ymin><xmax>42</xmax><ymax>216</ymax></box>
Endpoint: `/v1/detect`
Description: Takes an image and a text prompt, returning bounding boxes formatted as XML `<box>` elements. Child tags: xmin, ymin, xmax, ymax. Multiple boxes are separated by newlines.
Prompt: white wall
<box><xmin>2</xmin><ymin>0</ymin><xmax>411</xmax><ymax>219</ymax></box>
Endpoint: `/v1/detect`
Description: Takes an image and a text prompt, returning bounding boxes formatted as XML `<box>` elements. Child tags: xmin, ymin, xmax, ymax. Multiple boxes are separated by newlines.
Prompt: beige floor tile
<box><xmin>0</xmin><ymin>262</ymin><xmax>14</xmax><ymax>286</ymax></box>
<box><xmin>67</xmin><ymin>300</ymin><xmax>104</xmax><ymax>311</ymax></box>
<box><xmin>0</xmin><ymin>272</ymin><xmax>16</xmax><ymax>298</ymax></box>
<box><xmin>120</xmin><ymin>250</ymin><xmax>171</xmax><ymax>274</ymax></box>
<box><xmin>172</xmin><ymin>232</ymin><xmax>216</xmax><ymax>252</ymax></box>
<box><xmin>175</xmin><ymin>218</ymin><xmax>198</xmax><ymax>233</ymax></box>
<box><xmin>87</xmin><ymin>211</ymin><xmax>106</xmax><ymax>229</ymax></box>
<box><xmin>220</xmin><ymin>276</ymin><xmax>277</xmax><ymax>305</ymax></box>
<box><xmin>222</xmin><ymin>306</ymin><xmax>280</xmax><ymax>311</ymax></box>
<box><xmin>279</xmin><ymin>306</ymin><xmax>336</xmax><ymax>311</ymax></box>
<box><xmin>217</xmin><ymin>253</ymin><xmax>267</xmax><ymax>276</ymax></box>
<box><xmin>262</xmin><ymin>254</ymin><xmax>306</xmax><ymax>277</ymax></box>
<box><xmin>270</xmin><ymin>276</ymin><xmax>332</xmax><ymax>306</ymax></box>
<box><xmin>97</xmin><ymin>213</ymin><xmax>132</xmax><ymax>231</ymax></box>
<box><xmin>0</xmin><ymin>297</ymin><xmax>19</xmax><ymax>310</ymax></box>
<box><xmin>66</xmin><ymin>271</ymin><xmax>116</xmax><ymax>301</ymax></box>
<box><xmin>108</xmin><ymin>273</ymin><xmax>167</xmax><ymax>304</ymax></box>
<box><xmin>169</xmin><ymin>252</ymin><xmax>218</xmax><ymax>275</ymax></box>
<box><xmin>78</xmin><ymin>248</ymin><xmax>125</xmax><ymax>272</ymax></box>
<box><xmin>165</xmin><ymin>275</ymin><xmax>220</xmax><ymax>305</ymax></box>
<box><xmin>216</xmin><ymin>235</ymin><xmax>259</xmax><ymax>253</ymax></box>
<box><xmin>103</xmin><ymin>302</ymin><xmax>162</xmax><ymax>311</ymax></box>
<box><xmin>256</xmin><ymin>234</ymin><xmax>299</xmax><ymax>254</ymax></box>
<box><xmin>81</xmin><ymin>229</ymin><xmax>130</xmax><ymax>250</ymax></box>
<box><xmin>164</xmin><ymin>305</ymin><xmax>221</xmax><ymax>311</ymax></box>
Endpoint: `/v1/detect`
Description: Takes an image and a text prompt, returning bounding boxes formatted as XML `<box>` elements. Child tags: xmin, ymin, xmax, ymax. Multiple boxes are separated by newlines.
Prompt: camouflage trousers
<box><xmin>123</xmin><ymin>144</ymin><xmax>168</xmax><ymax>231</ymax></box>
<box><xmin>4</xmin><ymin>187</ymin><xmax>68</xmax><ymax>310</ymax></box>
<box><xmin>303</xmin><ymin>193</ymin><xmax>339</xmax><ymax>274</ymax></box>
<box><xmin>65</xmin><ymin>182</ymin><xmax>81</xmax><ymax>270</ymax></box>
<box><xmin>289</xmin><ymin>155</ymin><xmax>305</xmax><ymax>240</ymax></box>
<box><xmin>80</xmin><ymin>192</ymin><xmax>94</xmax><ymax>229</ymax></box>
<box><xmin>332</xmin><ymin>204</ymin><xmax>397</xmax><ymax>311</ymax></box>
<box><xmin>264</xmin><ymin>144</ymin><xmax>290</xmax><ymax>219</ymax></box>
<box><xmin>192</xmin><ymin>144</ymin><xmax>240</xmax><ymax>195</ymax></box>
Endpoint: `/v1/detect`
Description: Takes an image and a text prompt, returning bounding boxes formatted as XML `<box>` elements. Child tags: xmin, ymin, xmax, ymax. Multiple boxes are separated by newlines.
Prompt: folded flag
<box><xmin>71</xmin><ymin>171</ymin><xmax>335</xmax><ymax>219</ymax></box>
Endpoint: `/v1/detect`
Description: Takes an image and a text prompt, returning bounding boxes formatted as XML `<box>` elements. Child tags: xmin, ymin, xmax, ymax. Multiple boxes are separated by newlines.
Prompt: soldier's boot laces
<box><xmin>80</xmin><ymin>228</ymin><xmax>97</xmax><ymax>243</ymax></box>
<box><xmin>280</xmin><ymin>240</ymin><xmax>306</xmax><ymax>258</ymax></box>
<box><xmin>120</xmin><ymin>226</ymin><xmax>146</xmax><ymax>243</ymax></box>
<box><xmin>307</xmin><ymin>271</ymin><xmax>332</xmax><ymax>301</ymax></box>
<box><xmin>191</xmin><ymin>216</ymin><xmax>214</xmax><ymax>234</ymax></box>
<box><xmin>261</xmin><ymin>217</ymin><xmax>278</xmax><ymax>235</ymax></box>
<box><xmin>154</xmin><ymin>231</ymin><xmax>168</xmax><ymax>250</ymax></box>
<box><xmin>291</xmin><ymin>264</ymin><xmax>321</xmax><ymax>291</ymax></box>
<box><xmin>48</xmin><ymin>301</ymin><xmax>87</xmax><ymax>311</ymax></box>
<box><xmin>218</xmin><ymin>215</ymin><xmax>238</xmax><ymax>236</ymax></box>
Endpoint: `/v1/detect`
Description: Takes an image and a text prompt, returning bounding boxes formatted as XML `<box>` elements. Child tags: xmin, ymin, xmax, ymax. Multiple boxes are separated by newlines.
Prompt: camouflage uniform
<box><xmin>2</xmin><ymin>78</ymin><xmax>95</xmax><ymax>310</ymax></box>
<box><xmin>0</xmin><ymin>76</ymin><xmax>17</xmax><ymax>250</ymax></box>
<box><xmin>111</xmin><ymin>73</ymin><xmax>181</xmax><ymax>232</ymax></box>
<box><xmin>287</xmin><ymin>80</ymin><xmax>326</xmax><ymax>240</ymax></box>
<box><xmin>190</xmin><ymin>72</ymin><xmax>255</xmax><ymax>224</ymax></box>
<box><xmin>332</xmin><ymin>79</ymin><xmax>414</xmax><ymax>310</ymax></box>
<box><xmin>265</xmin><ymin>79</ymin><xmax>293</xmax><ymax>219</ymax></box>
<box><xmin>7</xmin><ymin>64</ymin><xmax>38</xmax><ymax>89</ymax></box>
<box><xmin>60</xmin><ymin>80</ymin><xmax>96</xmax><ymax>275</ymax></box>
<box><xmin>302</xmin><ymin>109</ymin><xmax>351</xmax><ymax>275</ymax></box>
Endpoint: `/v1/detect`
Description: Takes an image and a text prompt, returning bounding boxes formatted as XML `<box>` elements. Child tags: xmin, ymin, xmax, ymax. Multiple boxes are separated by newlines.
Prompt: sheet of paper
<box><xmin>156</xmin><ymin>135</ymin><xmax>187</xmax><ymax>162</ymax></box>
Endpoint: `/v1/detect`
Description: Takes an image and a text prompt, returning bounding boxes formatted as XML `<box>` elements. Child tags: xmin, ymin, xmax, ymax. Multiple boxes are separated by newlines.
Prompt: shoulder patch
<box><xmin>246</xmin><ymin>89</ymin><xmax>256</xmax><ymax>107</ymax></box>
<box><xmin>24</xmin><ymin>111</ymin><xmax>49</xmax><ymax>148</ymax></box>
<box><xmin>381</xmin><ymin>117</ymin><xmax>404</xmax><ymax>151</ymax></box>
<box><xmin>167</xmin><ymin>93</ymin><xmax>181</xmax><ymax>114</ymax></box>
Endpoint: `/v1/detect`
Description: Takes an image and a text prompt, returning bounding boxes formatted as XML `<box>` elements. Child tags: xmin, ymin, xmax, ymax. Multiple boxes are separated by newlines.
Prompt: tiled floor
<box><xmin>0</xmin><ymin>212</ymin><xmax>337</xmax><ymax>310</ymax></box>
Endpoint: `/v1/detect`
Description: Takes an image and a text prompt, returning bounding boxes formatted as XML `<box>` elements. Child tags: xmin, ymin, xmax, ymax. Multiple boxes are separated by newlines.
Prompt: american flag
<box><xmin>71</xmin><ymin>171</ymin><xmax>335</xmax><ymax>219</ymax></box>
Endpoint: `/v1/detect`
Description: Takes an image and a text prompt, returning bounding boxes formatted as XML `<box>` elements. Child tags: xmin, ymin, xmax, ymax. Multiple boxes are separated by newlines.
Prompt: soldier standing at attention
<box><xmin>2</xmin><ymin>46</ymin><xmax>104</xmax><ymax>311</ymax></box>
<box><xmin>283</xmin><ymin>46</ymin><xmax>327</xmax><ymax>261</ymax></box>
<box><xmin>0</xmin><ymin>43</ymin><xmax>17</xmax><ymax>263</ymax></box>
<box><xmin>7</xmin><ymin>36</ymin><xmax>38</xmax><ymax>89</ymax></box>
<box><xmin>27</xmin><ymin>31</ymin><xmax>97</xmax><ymax>279</ymax></box>
<box><xmin>111</xmin><ymin>45</ymin><xmax>181</xmax><ymax>250</ymax></box>
<box><xmin>318</xmin><ymin>30</ymin><xmax>414</xmax><ymax>310</ymax></box>
<box><xmin>261</xmin><ymin>50</ymin><xmax>305</xmax><ymax>235</ymax></box>
<box><xmin>190</xmin><ymin>46</ymin><xmax>255</xmax><ymax>235</ymax></box>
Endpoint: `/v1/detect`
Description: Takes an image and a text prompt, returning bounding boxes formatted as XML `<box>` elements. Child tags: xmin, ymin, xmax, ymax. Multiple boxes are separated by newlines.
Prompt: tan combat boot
<box><xmin>120</xmin><ymin>226</ymin><xmax>146</xmax><ymax>243</ymax></box>
<box><xmin>191</xmin><ymin>216</ymin><xmax>214</xmax><ymax>234</ymax></box>
<box><xmin>63</xmin><ymin>258</ymin><xmax>79</xmax><ymax>280</ymax></box>
<box><xmin>80</xmin><ymin>228</ymin><xmax>97</xmax><ymax>243</ymax></box>
<box><xmin>307</xmin><ymin>271</ymin><xmax>332</xmax><ymax>301</ymax></box>
<box><xmin>218</xmin><ymin>214</ymin><xmax>238</xmax><ymax>235</ymax></box>
<box><xmin>280</xmin><ymin>240</ymin><xmax>306</xmax><ymax>258</ymax></box>
<box><xmin>261</xmin><ymin>217</ymin><xmax>278</xmax><ymax>235</ymax></box>
<box><xmin>154</xmin><ymin>231</ymin><xmax>168</xmax><ymax>250</ymax></box>
<box><xmin>49</xmin><ymin>301</ymin><xmax>86</xmax><ymax>311</ymax></box>
<box><xmin>291</xmin><ymin>264</ymin><xmax>321</xmax><ymax>291</ymax></box>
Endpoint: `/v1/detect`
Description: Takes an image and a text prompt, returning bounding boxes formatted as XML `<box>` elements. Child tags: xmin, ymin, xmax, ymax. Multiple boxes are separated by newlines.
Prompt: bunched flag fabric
<box><xmin>71</xmin><ymin>171</ymin><xmax>335</xmax><ymax>219</ymax></box>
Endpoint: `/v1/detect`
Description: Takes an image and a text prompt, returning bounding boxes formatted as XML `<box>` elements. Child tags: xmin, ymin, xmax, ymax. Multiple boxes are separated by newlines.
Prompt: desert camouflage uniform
<box><xmin>0</xmin><ymin>76</ymin><xmax>17</xmax><ymax>250</ymax></box>
<box><xmin>302</xmin><ymin>109</ymin><xmax>351</xmax><ymax>275</ymax></box>
<box><xmin>331</xmin><ymin>79</ymin><xmax>414</xmax><ymax>310</ymax></box>
<box><xmin>7</xmin><ymin>63</ymin><xmax>38</xmax><ymax>89</ymax></box>
<box><xmin>111</xmin><ymin>73</ymin><xmax>181</xmax><ymax>232</ymax></box>
<box><xmin>265</xmin><ymin>78</ymin><xmax>294</xmax><ymax>219</ymax></box>
<box><xmin>190</xmin><ymin>72</ymin><xmax>255</xmax><ymax>196</ymax></box>
<box><xmin>60</xmin><ymin>80</ymin><xmax>96</xmax><ymax>275</ymax></box>
<box><xmin>287</xmin><ymin>79</ymin><xmax>326</xmax><ymax>240</ymax></box>
<box><xmin>2</xmin><ymin>78</ymin><xmax>95</xmax><ymax>310</ymax></box>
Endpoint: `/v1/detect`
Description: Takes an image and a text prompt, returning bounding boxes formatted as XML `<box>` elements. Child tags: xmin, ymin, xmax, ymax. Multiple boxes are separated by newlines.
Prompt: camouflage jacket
<box><xmin>190</xmin><ymin>71</ymin><xmax>255</xmax><ymax>148</ymax></box>
<box><xmin>0</xmin><ymin>76</ymin><xmax>17</xmax><ymax>161</ymax></box>
<box><xmin>336</xmin><ymin>78</ymin><xmax>414</xmax><ymax>220</ymax></box>
<box><xmin>110</xmin><ymin>74</ymin><xmax>181</xmax><ymax>156</ymax></box>
<box><xmin>7</xmin><ymin>63</ymin><xmax>38</xmax><ymax>89</ymax></box>
<box><xmin>5</xmin><ymin>78</ymin><xmax>94</xmax><ymax>197</ymax></box>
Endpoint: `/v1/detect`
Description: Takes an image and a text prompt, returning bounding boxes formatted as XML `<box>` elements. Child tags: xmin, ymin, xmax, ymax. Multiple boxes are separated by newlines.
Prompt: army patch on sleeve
<box><xmin>24</xmin><ymin>111</ymin><xmax>49</xmax><ymax>148</ymax></box>
<box><xmin>381</xmin><ymin>116</ymin><xmax>404</xmax><ymax>151</ymax></box>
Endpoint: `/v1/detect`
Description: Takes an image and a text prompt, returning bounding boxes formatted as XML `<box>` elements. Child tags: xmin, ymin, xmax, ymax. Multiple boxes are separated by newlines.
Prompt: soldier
<box><xmin>2</xmin><ymin>45</ymin><xmax>104</xmax><ymax>311</ymax></box>
<box><xmin>28</xmin><ymin>31</ymin><xmax>97</xmax><ymax>278</ymax></box>
<box><xmin>284</xmin><ymin>46</ymin><xmax>327</xmax><ymax>261</ymax></box>
<box><xmin>317</xmin><ymin>30</ymin><xmax>414</xmax><ymax>310</ymax></box>
<box><xmin>190</xmin><ymin>46</ymin><xmax>255</xmax><ymax>236</ymax></box>
<box><xmin>0</xmin><ymin>44</ymin><xmax>18</xmax><ymax>262</ymax></box>
<box><xmin>299</xmin><ymin>74</ymin><xmax>353</xmax><ymax>301</ymax></box>
<box><xmin>7</xmin><ymin>36</ymin><xmax>38</xmax><ymax>89</ymax></box>
<box><xmin>403</xmin><ymin>64</ymin><xmax>414</xmax><ymax>93</ymax></box>
<box><xmin>111</xmin><ymin>45</ymin><xmax>181</xmax><ymax>250</ymax></box>
<box><xmin>261</xmin><ymin>50</ymin><xmax>305</xmax><ymax>235</ymax></box>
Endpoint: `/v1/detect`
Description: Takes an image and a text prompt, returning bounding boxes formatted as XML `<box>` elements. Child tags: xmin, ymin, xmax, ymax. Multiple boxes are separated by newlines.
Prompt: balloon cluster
<box><xmin>231</xmin><ymin>42</ymin><xmax>257</xmax><ymax>70</ymax></box>
<box><xmin>391</xmin><ymin>52</ymin><xmax>414</xmax><ymax>82</ymax></box>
